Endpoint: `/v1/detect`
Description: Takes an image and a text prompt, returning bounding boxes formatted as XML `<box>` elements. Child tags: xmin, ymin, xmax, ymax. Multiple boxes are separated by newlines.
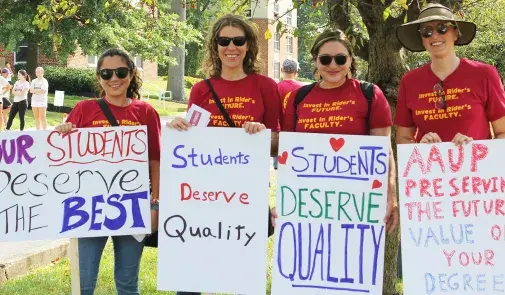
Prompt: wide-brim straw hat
<box><xmin>396</xmin><ymin>3</ymin><xmax>477</xmax><ymax>52</ymax></box>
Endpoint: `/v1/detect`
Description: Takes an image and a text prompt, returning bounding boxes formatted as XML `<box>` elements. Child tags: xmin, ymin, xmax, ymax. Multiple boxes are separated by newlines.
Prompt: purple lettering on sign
<box><xmin>0</xmin><ymin>135</ymin><xmax>36</xmax><ymax>165</ymax></box>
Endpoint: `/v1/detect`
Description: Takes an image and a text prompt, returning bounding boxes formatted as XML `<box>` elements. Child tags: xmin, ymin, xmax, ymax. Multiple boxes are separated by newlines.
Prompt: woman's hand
<box><xmin>167</xmin><ymin>117</ymin><xmax>191</xmax><ymax>131</ymax></box>
<box><xmin>243</xmin><ymin>122</ymin><xmax>265</xmax><ymax>134</ymax></box>
<box><xmin>271</xmin><ymin>206</ymin><xmax>278</xmax><ymax>228</ymax></box>
<box><xmin>419</xmin><ymin>132</ymin><xmax>442</xmax><ymax>144</ymax></box>
<box><xmin>451</xmin><ymin>132</ymin><xmax>473</xmax><ymax>146</ymax></box>
<box><xmin>55</xmin><ymin>122</ymin><xmax>74</xmax><ymax>134</ymax></box>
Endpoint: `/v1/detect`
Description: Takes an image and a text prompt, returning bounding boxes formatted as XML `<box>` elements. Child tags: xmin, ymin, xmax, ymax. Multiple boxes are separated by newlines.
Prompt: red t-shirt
<box><xmin>66</xmin><ymin>99</ymin><xmax>161</xmax><ymax>161</ymax></box>
<box><xmin>278</xmin><ymin>79</ymin><xmax>303</xmax><ymax>109</ymax></box>
<box><xmin>188</xmin><ymin>73</ymin><xmax>281</xmax><ymax>131</ymax></box>
<box><xmin>282</xmin><ymin>78</ymin><xmax>392</xmax><ymax>134</ymax></box>
<box><xmin>395</xmin><ymin>59</ymin><xmax>505</xmax><ymax>142</ymax></box>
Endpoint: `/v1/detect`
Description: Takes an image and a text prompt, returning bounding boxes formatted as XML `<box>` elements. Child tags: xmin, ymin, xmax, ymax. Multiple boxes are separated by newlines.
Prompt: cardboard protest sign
<box><xmin>272</xmin><ymin>132</ymin><xmax>389</xmax><ymax>295</ymax></box>
<box><xmin>158</xmin><ymin>127</ymin><xmax>271</xmax><ymax>294</ymax></box>
<box><xmin>0</xmin><ymin>127</ymin><xmax>152</xmax><ymax>242</ymax></box>
<box><xmin>399</xmin><ymin>141</ymin><xmax>505</xmax><ymax>295</ymax></box>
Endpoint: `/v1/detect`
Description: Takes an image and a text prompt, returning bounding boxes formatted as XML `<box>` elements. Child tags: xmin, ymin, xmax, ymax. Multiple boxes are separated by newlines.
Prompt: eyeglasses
<box><xmin>97</xmin><ymin>67</ymin><xmax>130</xmax><ymax>80</ymax></box>
<box><xmin>216</xmin><ymin>36</ymin><xmax>247</xmax><ymax>47</ymax></box>
<box><xmin>433</xmin><ymin>81</ymin><xmax>447</xmax><ymax>109</ymax></box>
<box><xmin>419</xmin><ymin>22</ymin><xmax>457</xmax><ymax>38</ymax></box>
<box><xmin>317</xmin><ymin>54</ymin><xmax>348</xmax><ymax>66</ymax></box>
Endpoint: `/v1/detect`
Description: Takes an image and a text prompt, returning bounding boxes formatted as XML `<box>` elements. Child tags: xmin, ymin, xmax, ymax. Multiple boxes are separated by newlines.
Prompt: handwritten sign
<box><xmin>398</xmin><ymin>141</ymin><xmax>505</xmax><ymax>294</ymax></box>
<box><xmin>157</xmin><ymin>127</ymin><xmax>271</xmax><ymax>294</ymax></box>
<box><xmin>0</xmin><ymin>127</ymin><xmax>152</xmax><ymax>242</ymax></box>
<box><xmin>54</xmin><ymin>90</ymin><xmax>64</xmax><ymax>107</ymax></box>
<box><xmin>271</xmin><ymin>132</ymin><xmax>389</xmax><ymax>295</ymax></box>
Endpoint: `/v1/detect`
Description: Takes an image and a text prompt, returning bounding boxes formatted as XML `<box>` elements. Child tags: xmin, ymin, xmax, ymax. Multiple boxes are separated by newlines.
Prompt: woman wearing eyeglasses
<box><xmin>395</xmin><ymin>3</ymin><xmax>505</xmax><ymax>144</ymax></box>
<box><xmin>55</xmin><ymin>48</ymin><xmax>161</xmax><ymax>295</ymax></box>
<box><xmin>169</xmin><ymin>14</ymin><xmax>280</xmax><ymax>295</ymax></box>
<box><xmin>281</xmin><ymin>30</ymin><xmax>399</xmax><ymax>233</ymax></box>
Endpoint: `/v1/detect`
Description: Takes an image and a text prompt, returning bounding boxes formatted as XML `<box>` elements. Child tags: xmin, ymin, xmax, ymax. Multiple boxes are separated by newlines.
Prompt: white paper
<box><xmin>185</xmin><ymin>104</ymin><xmax>210</xmax><ymax>127</ymax></box>
<box><xmin>54</xmin><ymin>90</ymin><xmax>65</xmax><ymax>107</ymax></box>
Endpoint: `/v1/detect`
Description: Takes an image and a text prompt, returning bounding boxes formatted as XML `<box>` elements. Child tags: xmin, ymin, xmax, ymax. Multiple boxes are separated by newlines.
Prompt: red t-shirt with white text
<box><xmin>188</xmin><ymin>74</ymin><xmax>281</xmax><ymax>131</ymax></box>
<box><xmin>283</xmin><ymin>78</ymin><xmax>392</xmax><ymax>134</ymax></box>
<box><xmin>66</xmin><ymin>99</ymin><xmax>161</xmax><ymax>161</ymax></box>
<box><xmin>395</xmin><ymin>59</ymin><xmax>505</xmax><ymax>142</ymax></box>
<box><xmin>278</xmin><ymin>79</ymin><xmax>303</xmax><ymax>110</ymax></box>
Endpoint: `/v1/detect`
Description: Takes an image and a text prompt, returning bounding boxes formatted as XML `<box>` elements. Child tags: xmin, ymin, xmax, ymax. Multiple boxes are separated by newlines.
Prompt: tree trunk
<box><xmin>26</xmin><ymin>41</ymin><xmax>38</xmax><ymax>78</ymax></box>
<box><xmin>166</xmin><ymin>0</ymin><xmax>186</xmax><ymax>101</ymax></box>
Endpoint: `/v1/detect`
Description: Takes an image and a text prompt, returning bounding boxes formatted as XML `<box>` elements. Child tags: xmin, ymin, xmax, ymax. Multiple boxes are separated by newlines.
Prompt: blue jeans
<box><xmin>79</xmin><ymin>235</ymin><xmax>145</xmax><ymax>295</ymax></box>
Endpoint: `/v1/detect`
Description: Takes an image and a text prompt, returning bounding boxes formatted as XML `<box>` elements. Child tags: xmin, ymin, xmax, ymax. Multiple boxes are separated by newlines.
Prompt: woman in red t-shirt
<box><xmin>169</xmin><ymin>14</ymin><xmax>281</xmax><ymax>295</ymax></box>
<box><xmin>55</xmin><ymin>48</ymin><xmax>161</xmax><ymax>295</ymax></box>
<box><xmin>395</xmin><ymin>3</ymin><xmax>505</xmax><ymax>144</ymax></box>
<box><xmin>280</xmin><ymin>30</ymin><xmax>399</xmax><ymax>233</ymax></box>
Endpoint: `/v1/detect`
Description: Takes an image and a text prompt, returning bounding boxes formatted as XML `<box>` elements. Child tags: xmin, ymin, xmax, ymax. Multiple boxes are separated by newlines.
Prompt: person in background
<box><xmin>5</xmin><ymin>70</ymin><xmax>30</xmax><ymax>131</ymax></box>
<box><xmin>55</xmin><ymin>48</ymin><xmax>161</xmax><ymax>295</ymax></box>
<box><xmin>395</xmin><ymin>3</ymin><xmax>505</xmax><ymax>144</ymax></box>
<box><xmin>0</xmin><ymin>68</ymin><xmax>11</xmax><ymax>130</ymax></box>
<box><xmin>168</xmin><ymin>14</ymin><xmax>281</xmax><ymax>295</ymax></box>
<box><xmin>0</xmin><ymin>68</ymin><xmax>11</xmax><ymax>129</ymax></box>
<box><xmin>30</xmin><ymin>66</ymin><xmax>49</xmax><ymax>130</ymax></box>
<box><xmin>5</xmin><ymin>62</ymin><xmax>12</xmax><ymax>84</ymax></box>
<box><xmin>278</xmin><ymin>58</ymin><xmax>303</xmax><ymax>108</ymax></box>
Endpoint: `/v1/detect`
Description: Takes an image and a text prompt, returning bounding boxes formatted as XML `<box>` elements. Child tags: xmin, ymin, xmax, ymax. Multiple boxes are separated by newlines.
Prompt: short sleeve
<box><xmin>370</xmin><ymin>85</ymin><xmax>393</xmax><ymax>129</ymax></box>
<box><xmin>145</xmin><ymin>105</ymin><xmax>161</xmax><ymax>161</ymax></box>
<box><xmin>485</xmin><ymin>66</ymin><xmax>505</xmax><ymax>122</ymax></box>
<box><xmin>187</xmin><ymin>81</ymin><xmax>205</xmax><ymax>110</ymax></box>
<box><xmin>260</xmin><ymin>76</ymin><xmax>281</xmax><ymax>131</ymax></box>
<box><xmin>65</xmin><ymin>101</ymin><xmax>84</xmax><ymax>127</ymax></box>
<box><xmin>282</xmin><ymin>89</ymin><xmax>297</xmax><ymax>132</ymax></box>
<box><xmin>394</xmin><ymin>78</ymin><xmax>415</xmax><ymax>127</ymax></box>
<box><xmin>42</xmin><ymin>79</ymin><xmax>49</xmax><ymax>90</ymax></box>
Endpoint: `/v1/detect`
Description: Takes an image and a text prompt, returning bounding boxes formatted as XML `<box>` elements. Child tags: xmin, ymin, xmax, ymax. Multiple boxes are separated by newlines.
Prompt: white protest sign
<box><xmin>0</xmin><ymin>126</ymin><xmax>151</xmax><ymax>242</ymax></box>
<box><xmin>54</xmin><ymin>90</ymin><xmax>65</xmax><ymax>107</ymax></box>
<box><xmin>158</xmin><ymin>127</ymin><xmax>270</xmax><ymax>294</ymax></box>
<box><xmin>272</xmin><ymin>132</ymin><xmax>389</xmax><ymax>295</ymax></box>
<box><xmin>399</xmin><ymin>141</ymin><xmax>505</xmax><ymax>295</ymax></box>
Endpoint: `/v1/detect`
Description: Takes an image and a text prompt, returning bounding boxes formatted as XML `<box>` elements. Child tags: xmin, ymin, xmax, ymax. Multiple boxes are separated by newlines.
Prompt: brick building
<box><xmin>250</xmin><ymin>0</ymin><xmax>298</xmax><ymax>81</ymax></box>
<box><xmin>0</xmin><ymin>44</ymin><xmax>158</xmax><ymax>82</ymax></box>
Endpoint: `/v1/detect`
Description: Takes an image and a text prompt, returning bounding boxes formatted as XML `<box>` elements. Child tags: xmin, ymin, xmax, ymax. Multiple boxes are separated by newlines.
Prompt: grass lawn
<box><xmin>0</xmin><ymin>175</ymin><xmax>278</xmax><ymax>295</ymax></box>
<box><xmin>4</xmin><ymin>109</ymin><xmax>65</xmax><ymax>130</ymax></box>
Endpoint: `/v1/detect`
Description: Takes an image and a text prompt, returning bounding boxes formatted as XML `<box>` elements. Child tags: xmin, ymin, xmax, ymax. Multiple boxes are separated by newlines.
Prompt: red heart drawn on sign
<box><xmin>372</xmin><ymin>180</ymin><xmax>383</xmax><ymax>189</ymax></box>
<box><xmin>278</xmin><ymin>151</ymin><xmax>288</xmax><ymax>165</ymax></box>
<box><xmin>329</xmin><ymin>137</ymin><xmax>345</xmax><ymax>152</ymax></box>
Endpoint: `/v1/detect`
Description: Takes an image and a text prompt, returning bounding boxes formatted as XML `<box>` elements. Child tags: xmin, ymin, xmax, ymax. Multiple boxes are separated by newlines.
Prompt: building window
<box><xmin>88</xmin><ymin>56</ymin><xmax>97</xmax><ymax>67</ymax></box>
<box><xmin>135</xmin><ymin>56</ymin><xmax>143</xmax><ymax>69</ymax></box>
<box><xmin>14</xmin><ymin>44</ymin><xmax>28</xmax><ymax>64</ymax></box>
<box><xmin>274</xmin><ymin>1</ymin><xmax>279</xmax><ymax>16</ymax></box>
<box><xmin>287</xmin><ymin>10</ymin><xmax>292</xmax><ymax>26</ymax></box>
<box><xmin>274</xmin><ymin>62</ymin><xmax>280</xmax><ymax>80</ymax></box>
<box><xmin>287</xmin><ymin>36</ymin><xmax>293</xmax><ymax>54</ymax></box>
<box><xmin>274</xmin><ymin>32</ymin><xmax>280</xmax><ymax>51</ymax></box>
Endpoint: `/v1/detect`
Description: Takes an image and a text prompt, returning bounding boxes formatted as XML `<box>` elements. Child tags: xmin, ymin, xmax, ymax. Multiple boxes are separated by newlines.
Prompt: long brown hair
<box><xmin>18</xmin><ymin>70</ymin><xmax>31</xmax><ymax>83</ymax></box>
<box><xmin>201</xmin><ymin>14</ymin><xmax>261</xmax><ymax>77</ymax></box>
<box><xmin>96</xmin><ymin>48</ymin><xmax>142</xmax><ymax>99</ymax></box>
<box><xmin>311</xmin><ymin>30</ymin><xmax>357</xmax><ymax>77</ymax></box>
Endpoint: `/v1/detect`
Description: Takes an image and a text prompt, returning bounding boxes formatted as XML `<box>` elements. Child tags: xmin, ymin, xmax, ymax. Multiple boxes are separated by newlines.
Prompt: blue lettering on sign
<box><xmin>60</xmin><ymin>191</ymin><xmax>148</xmax><ymax>233</ymax></box>
<box><xmin>171</xmin><ymin>145</ymin><xmax>251</xmax><ymax>168</ymax></box>
<box><xmin>277</xmin><ymin>221</ymin><xmax>384</xmax><ymax>293</ymax></box>
<box><xmin>290</xmin><ymin>146</ymin><xmax>387</xmax><ymax>181</ymax></box>
<box><xmin>423</xmin><ymin>272</ymin><xmax>505</xmax><ymax>293</ymax></box>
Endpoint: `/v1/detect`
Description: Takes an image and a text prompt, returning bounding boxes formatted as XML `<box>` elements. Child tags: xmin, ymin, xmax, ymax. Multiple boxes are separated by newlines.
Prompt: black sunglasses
<box><xmin>419</xmin><ymin>22</ymin><xmax>457</xmax><ymax>38</ymax></box>
<box><xmin>317</xmin><ymin>54</ymin><xmax>348</xmax><ymax>66</ymax></box>
<box><xmin>97</xmin><ymin>67</ymin><xmax>130</xmax><ymax>80</ymax></box>
<box><xmin>216</xmin><ymin>36</ymin><xmax>247</xmax><ymax>47</ymax></box>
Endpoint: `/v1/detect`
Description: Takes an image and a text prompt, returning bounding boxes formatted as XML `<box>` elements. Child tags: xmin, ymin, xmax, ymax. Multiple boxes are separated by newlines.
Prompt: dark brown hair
<box><xmin>311</xmin><ymin>30</ymin><xmax>357</xmax><ymax>77</ymax></box>
<box><xmin>18</xmin><ymin>70</ymin><xmax>31</xmax><ymax>83</ymax></box>
<box><xmin>201</xmin><ymin>14</ymin><xmax>260</xmax><ymax>77</ymax></box>
<box><xmin>96</xmin><ymin>48</ymin><xmax>142</xmax><ymax>99</ymax></box>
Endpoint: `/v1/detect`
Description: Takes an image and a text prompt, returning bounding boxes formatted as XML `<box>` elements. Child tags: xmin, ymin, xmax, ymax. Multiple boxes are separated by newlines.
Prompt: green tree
<box><xmin>0</xmin><ymin>0</ymin><xmax>200</xmax><ymax>76</ymax></box>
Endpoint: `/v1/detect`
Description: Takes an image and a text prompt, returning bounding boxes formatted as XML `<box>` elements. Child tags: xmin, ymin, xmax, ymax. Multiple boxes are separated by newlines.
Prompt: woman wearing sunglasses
<box><xmin>280</xmin><ymin>30</ymin><xmax>398</xmax><ymax>233</ymax></box>
<box><xmin>395</xmin><ymin>3</ymin><xmax>505</xmax><ymax>144</ymax></box>
<box><xmin>55</xmin><ymin>48</ymin><xmax>161</xmax><ymax>295</ymax></box>
<box><xmin>169</xmin><ymin>14</ymin><xmax>281</xmax><ymax>295</ymax></box>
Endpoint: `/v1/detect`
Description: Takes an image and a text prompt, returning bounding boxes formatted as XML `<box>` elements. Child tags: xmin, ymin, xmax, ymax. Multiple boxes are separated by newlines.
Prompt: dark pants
<box><xmin>6</xmin><ymin>100</ymin><xmax>27</xmax><ymax>130</ymax></box>
<box><xmin>176</xmin><ymin>293</ymin><xmax>200</xmax><ymax>295</ymax></box>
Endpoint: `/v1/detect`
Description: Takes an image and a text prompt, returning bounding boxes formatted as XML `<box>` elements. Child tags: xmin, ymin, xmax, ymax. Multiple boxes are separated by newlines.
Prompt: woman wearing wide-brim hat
<box><xmin>395</xmin><ymin>3</ymin><xmax>505</xmax><ymax>144</ymax></box>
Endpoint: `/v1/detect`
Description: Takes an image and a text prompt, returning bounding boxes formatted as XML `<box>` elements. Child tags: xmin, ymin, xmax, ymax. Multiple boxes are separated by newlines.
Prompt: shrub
<box><xmin>184</xmin><ymin>76</ymin><xmax>202</xmax><ymax>89</ymax></box>
<box><xmin>43</xmin><ymin>66</ymin><xmax>98</xmax><ymax>96</ymax></box>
